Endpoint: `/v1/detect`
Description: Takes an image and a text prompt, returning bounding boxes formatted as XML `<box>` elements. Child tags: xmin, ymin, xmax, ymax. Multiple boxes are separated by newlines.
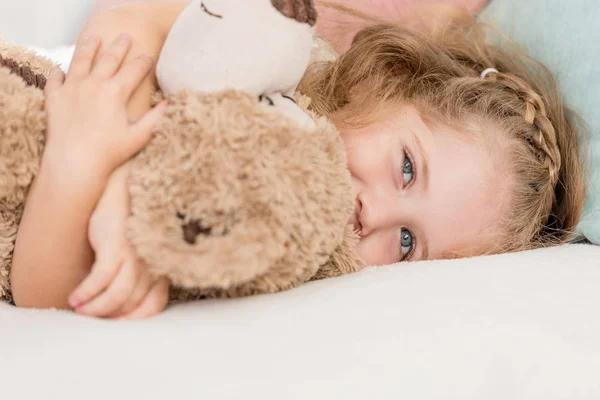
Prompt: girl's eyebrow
<box><xmin>419</xmin><ymin>234</ymin><xmax>430</xmax><ymax>261</ymax></box>
<box><xmin>413</xmin><ymin>133</ymin><xmax>430</xmax><ymax>192</ymax></box>
<box><xmin>410</xmin><ymin>131</ymin><xmax>430</xmax><ymax>261</ymax></box>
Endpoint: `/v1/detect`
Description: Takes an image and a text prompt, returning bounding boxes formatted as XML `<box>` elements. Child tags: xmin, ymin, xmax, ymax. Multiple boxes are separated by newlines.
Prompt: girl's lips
<box><xmin>349</xmin><ymin>198</ymin><xmax>363</xmax><ymax>235</ymax></box>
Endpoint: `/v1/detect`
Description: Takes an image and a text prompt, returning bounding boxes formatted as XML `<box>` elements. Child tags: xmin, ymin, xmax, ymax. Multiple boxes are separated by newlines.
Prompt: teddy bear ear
<box><xmin>0</xmin><ymin>53</ymin><xmax>48</xmax><ymax>89</ymax></box>
<box><xmin>0</xmin><ymin>38</ymin><xmax>57</xmax><ymax>82</ymax></box>
<box><xmin>311</xmin><ymin>225</ymin><xmax>363</xmax><ymax>281</ymax></box>
<box><xmin>271</xmin><ymin>0</ymin><xmax>318</xmax><ymax>26</ymax></box>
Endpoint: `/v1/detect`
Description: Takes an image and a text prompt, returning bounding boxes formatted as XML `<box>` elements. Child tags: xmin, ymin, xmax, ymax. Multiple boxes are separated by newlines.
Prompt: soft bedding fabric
<box><xmin>315</xmin><ymin>0</ymin><xmax>488</xmax><ymax>53</ymax></box>
<box><xmin>2</xmin><ymin>244</ymin><xmax>600</xmax><ymax>399</ymax></box>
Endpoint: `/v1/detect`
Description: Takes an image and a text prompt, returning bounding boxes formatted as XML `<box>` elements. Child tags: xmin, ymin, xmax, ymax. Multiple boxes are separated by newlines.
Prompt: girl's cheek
<box><xmin>357</xmin><ymin>233</ymin><xmax>395</xmax><ymax>267</ymax></box>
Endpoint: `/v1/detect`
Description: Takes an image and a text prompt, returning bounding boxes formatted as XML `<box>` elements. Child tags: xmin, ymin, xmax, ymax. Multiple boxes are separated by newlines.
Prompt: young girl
<box><xmin>10</xmin><ymin>1</ymin><xmax>586</xmax><ymax>319</ymax></box>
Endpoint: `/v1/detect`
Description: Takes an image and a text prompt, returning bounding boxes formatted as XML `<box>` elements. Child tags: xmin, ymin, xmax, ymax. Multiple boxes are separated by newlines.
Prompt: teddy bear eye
<box><xmin>282</xmin><ymin>94</ymin><xmax>296</xmax><ymax>104</ymax></box>
<box><xmin>200</xmin><ymin>2</ymin><xmax>223</xmax><ymax>18</ymax></box>
<box><xmin>259</xmin><ymin>95</ymin><xmax>275</xmax><ymax>106</ymax></box>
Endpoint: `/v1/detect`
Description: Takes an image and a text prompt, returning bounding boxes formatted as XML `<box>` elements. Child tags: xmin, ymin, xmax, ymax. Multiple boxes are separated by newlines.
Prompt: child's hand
<box><xmin>68</xmin><ymin>166</ymin><xmax>169</xmax><ymax>319</ymax></box>
<box><xmin>43</xmin><ymin>33</ymin><xmax>166</xmax><ymax>180</ymax></box>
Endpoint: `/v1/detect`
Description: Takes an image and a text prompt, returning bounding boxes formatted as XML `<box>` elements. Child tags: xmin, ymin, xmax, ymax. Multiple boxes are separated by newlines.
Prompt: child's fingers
<box><xmin>67</xmin><ymin>35</ymin><xmax>101</xmax><ymax>81</ymax></box>
<box><xmin>76</xmin><ymin>258</ymin><xmax>141</xmax><ymax>317</ymax></box>
<box><xmin>114</xmin><ymin>54</ymin><xmax>154</xmax><ymax>100</ymax></box>
<box><xmin>120</xmin><ymin>278</ymin><xmax>169</xmax><ymax>320</ymax></box>
<box><xmin>69</xmin><ymin>253</ymin><xmax>122</xmax><ymax>308</ymax></box>
<box><xmin>110</xmin><ymin>270</ymin><xmax>153</xmax><ymax>318</ymax></box>
<box><xmin>44</xmin><ymin>68</ymin><xmax>65</xmax><ymax>97</ymax></box>
<box><xmin>123</xmin><ymin>101</ymin><xmax>167</xmax><ymax>155</ymax></box>
<box><xmin>91</xmin><ymin>33</ymin><xmax>132</xmax><ymax>78</ymax></box>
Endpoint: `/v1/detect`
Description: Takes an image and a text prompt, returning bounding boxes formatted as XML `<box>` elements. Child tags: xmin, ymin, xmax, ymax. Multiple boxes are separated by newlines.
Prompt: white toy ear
<box><xmin>271</xmin><ymin>0</ymin><xmax>318</xmax><ymax>26</ymax></box>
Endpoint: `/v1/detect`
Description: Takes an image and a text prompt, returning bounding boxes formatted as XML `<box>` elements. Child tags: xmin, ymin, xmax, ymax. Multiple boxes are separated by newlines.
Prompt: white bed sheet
<box><xmin>2</xmin><ymin>244</ymin><xmax>600</xmax><ymax>399</ymax></box>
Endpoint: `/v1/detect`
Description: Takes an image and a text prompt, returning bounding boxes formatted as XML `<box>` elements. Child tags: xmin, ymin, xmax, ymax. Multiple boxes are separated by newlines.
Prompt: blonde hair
<box><xmin>301</xmin><ymin>5</ymin><xmax>587</xmax><ymax>255</ymax></box>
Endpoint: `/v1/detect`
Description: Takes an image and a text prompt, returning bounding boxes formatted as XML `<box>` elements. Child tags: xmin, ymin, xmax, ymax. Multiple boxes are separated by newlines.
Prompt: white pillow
<box><xmin>2</xmin><ymin>244</ymin><xmax>600</xmax><ymax>399</ymax></box>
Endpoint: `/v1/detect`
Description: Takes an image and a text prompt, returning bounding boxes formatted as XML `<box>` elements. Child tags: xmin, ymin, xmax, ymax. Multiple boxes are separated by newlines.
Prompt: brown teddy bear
<box><xmin>0</xmin><ymin>0</ymin><xmax>363</xmax><ymax>303</ymax></box>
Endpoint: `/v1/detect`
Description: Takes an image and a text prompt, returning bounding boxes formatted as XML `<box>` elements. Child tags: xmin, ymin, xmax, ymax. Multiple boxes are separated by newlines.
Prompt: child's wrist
<box><xmin>41</xmin><ymin>142</ymin><xmax>112</xmax><ymax>186</ymax></box>
<box><xmin>38</xmin><ymin>152</ymin><xmax>112</xmax><ymax>207</ymax></box>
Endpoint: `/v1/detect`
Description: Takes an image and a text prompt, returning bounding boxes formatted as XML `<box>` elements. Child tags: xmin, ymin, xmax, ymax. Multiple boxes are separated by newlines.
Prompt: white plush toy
<box><xmin>156</xmin><ymin>0</ymin><xmax>317</xmax><ymax>128</ymax></box>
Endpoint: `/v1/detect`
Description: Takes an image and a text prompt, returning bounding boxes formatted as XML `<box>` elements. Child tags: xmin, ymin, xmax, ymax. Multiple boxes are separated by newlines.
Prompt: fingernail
<box><xmin>75</xmin><ymin>307</ymin><xmax>85</xmax><ymax>314</ymax></box>
<box><xmin>68</xmin><ymin>294</ymin><xmax>79</xmax><ymax>308</ymax></box>
<box><xmin>140</xmin><ymin>53</ymin><xmax>154</xmax><ymax>62</ymax></box>
<box><xmin>86</xmin><ymin>35</ymin><xmax>99</xmax><ymax>43</ymax></box>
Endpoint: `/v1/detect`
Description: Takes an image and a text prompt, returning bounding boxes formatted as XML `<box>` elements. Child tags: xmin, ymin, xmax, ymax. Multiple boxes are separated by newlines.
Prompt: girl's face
<box><xmin>340</xmin><ymin>106</ymin><xmax>506</xmax><ymax>265</ymax></box>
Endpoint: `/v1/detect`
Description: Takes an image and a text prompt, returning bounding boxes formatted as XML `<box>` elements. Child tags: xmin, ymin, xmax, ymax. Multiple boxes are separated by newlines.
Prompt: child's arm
<box><xmin>78</xmin><ymin>3</ymin><xmax>181</xmax><ymax>119</ymax></box>
<box><xmin>61</xmin><ymin>5</ymin><xmax>174</xmax><ymax>317</ymax></box>
<box><xmin>11</xmin><ymin>144</ymin><xmax>105</xmax><ymax>309</ymax></box>
<box><xmin>11</xmin><ymin>35</ymin><xmax>165</xmax><ymax>309</ymax></box>
<box><xmin>11</xmin><ymin>3</ymin><xmax>172</xmax><ymax>309</ymax></box>
<box><xmin>68</xmin><ymin>164</ymin><xmax>169</xmax><ymax>319</ymax></box>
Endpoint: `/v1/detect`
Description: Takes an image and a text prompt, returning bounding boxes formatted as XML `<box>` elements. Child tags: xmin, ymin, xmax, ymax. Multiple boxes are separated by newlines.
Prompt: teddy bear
<box><xmin>0</xmin><ymin>0</ymin><xmax>363</xmax><ymax>304</ymax></box>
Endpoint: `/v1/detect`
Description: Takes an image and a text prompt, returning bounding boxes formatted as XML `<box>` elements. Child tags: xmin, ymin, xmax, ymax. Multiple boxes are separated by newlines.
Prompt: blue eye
<box><xmin>400</xmin><ymin>228</ymin><xmax>414</xmax><ymax>260</ymax></box>
<box><xmin>403</xmin><ymin>153</ymin><xmax>414</xmax><ymax>185</ymax></box>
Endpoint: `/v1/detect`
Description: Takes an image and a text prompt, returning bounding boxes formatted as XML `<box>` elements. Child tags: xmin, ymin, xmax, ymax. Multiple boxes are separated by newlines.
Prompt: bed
<box><xmin>1</xmin><ymin>1</ymin><xmax>599</xmax><ymax>399</ymax></box>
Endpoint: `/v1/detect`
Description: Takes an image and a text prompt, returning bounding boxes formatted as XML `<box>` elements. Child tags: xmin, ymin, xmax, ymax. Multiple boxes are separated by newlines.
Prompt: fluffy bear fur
<box><xmin>0</xmin><ymin>39</ymin><xmax>362</xmax><ymax>303</ymax></box>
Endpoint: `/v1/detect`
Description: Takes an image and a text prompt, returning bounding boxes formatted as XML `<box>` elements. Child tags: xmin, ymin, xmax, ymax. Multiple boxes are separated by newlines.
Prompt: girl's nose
<box><xmin>358</xmin><ymin>187</ymin><xmax>402</xmax><ymax>237</ymax></box>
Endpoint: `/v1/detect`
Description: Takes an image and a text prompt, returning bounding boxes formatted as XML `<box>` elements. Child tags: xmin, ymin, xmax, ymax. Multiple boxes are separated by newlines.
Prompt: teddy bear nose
<box><xmin>177</xmin><ymin>213</ymin><xmax>213</xmax><ymax>245</ymax></box>
<box><xmin>271</xmin><ymin>0</ymin><xmax>318</xmax><ymax>26</ymax></box>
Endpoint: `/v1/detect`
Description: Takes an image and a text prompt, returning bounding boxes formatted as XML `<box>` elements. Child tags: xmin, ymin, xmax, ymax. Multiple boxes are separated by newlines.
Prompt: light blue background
<box><xmin>482</xmin><ymin>0</ymin><xmax>600</xmax><ymax>243</ymax></box>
